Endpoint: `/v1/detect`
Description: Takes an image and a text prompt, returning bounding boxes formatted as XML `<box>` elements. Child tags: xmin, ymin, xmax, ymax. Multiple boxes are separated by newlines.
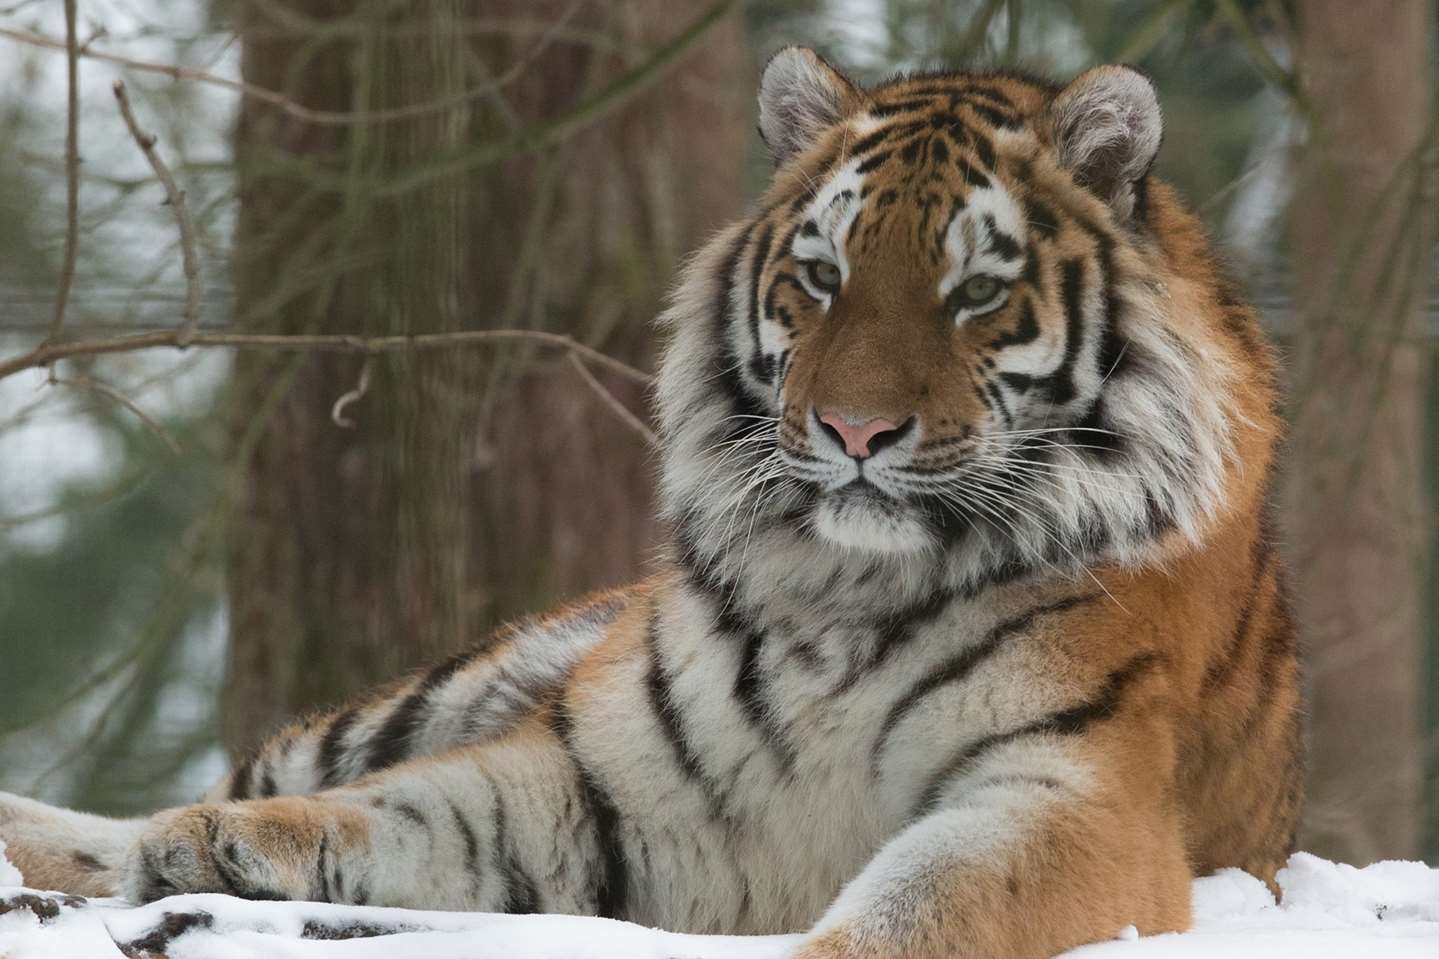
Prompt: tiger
<box><xmin>0</xmin><ymin>47</ymin><xmax>1301</xmax><ymax>959</ymax></box>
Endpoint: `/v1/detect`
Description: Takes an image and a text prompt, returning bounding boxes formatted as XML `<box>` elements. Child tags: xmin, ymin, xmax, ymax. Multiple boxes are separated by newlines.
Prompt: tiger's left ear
<box><xmin>758</xmin><ymin>47</ymin><xmax>863</xmax><ymax>166</ymax></box>
<box><xmin>1050</xmin><ymin>66</ymin><xmax>1162</xmax><ymax>221</ymax></box>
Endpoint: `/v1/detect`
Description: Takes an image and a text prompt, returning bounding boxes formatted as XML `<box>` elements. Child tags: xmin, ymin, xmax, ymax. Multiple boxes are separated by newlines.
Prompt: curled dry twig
<box><xmin>331</xmin><ymin>358</ymin><xmax>373</xmax><ymax>429</ymax></box>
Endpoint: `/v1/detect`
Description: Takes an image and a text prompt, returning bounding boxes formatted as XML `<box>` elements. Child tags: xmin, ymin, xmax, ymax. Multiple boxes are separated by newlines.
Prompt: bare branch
<box><xmin>330</xmin><ymin>358</ymin><xmax>373</xmax><ymax>429</ymax></box>
<box><xmin>3</xmin><ymin>1</ymin><xmax>606</xmax><ymax>130</ymax></box>
<box><xmin>112</xmin><ymin>80</ymin><xmax>203</xmax><ymax>344</ymax></box>
<box><xmin>0</xmin><ymin>0</ymin><xmax>737</xmax><ymax>201</ymax></box>
<box><xmin>46</xmin><ymin>0</ymin><xmax>80</xmax><ymax>346</ymax></box>
<box><xmin>51</xmin><ymin>374</ymin><xmax>183</xmax><ymax>455</ymax></box>
<box><xmin>567</xmin><ymin>353</ymin><xmax>657</xmax><ymax>447</ymax></box>
<box><xmin>0</xmin><ymin>327</ymin><xmax>652</xmax><ymax>386</ymax></box>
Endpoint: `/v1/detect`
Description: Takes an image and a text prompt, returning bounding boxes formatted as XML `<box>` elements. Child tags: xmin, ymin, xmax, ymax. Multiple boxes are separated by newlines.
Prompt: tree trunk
<box><xmin>223</xmin><ymin>0</ymin><xmax>477</xmax><ymax>755</ymax></box>
<box><xmin>1287</xmin><ymin>0</ymin><xmax>1435</xmax><ymax>862</ymax></box>
<box><xmin>463</xmin><ymin>0</ymin><xmax>746</xmax><ymax>628</ymax></box>
<box><xmin>222</xmin><ymin>1</ymin><xmax>745</xmax><ymax>755</ymax></box>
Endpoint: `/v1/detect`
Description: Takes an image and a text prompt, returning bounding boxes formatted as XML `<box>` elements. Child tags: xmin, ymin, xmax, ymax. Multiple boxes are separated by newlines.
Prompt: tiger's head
<box><xmin>658</xmin><ymin>48</ymin><xmax>1275</xmax><ymax>603</ymax></box>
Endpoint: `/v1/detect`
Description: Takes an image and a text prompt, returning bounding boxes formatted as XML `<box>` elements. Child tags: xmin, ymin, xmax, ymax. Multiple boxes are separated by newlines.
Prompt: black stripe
<box><xmin>955</xmin><ymin>152</ymin><xmax>989</xmax><ymax>189</ymax></box>
<box><xmin>915</xmin><ymin>650</ymin><xmax>1163</xmax><ymax>815</ymax></box>
<box><xmin>1041</xmin><ymin>257</ymin><xmax>1086</xmax><ymax>406</ymax></box>
<box><xmin>504</xmin><ymin>860</ymin><xmax>542</xmax><ymax>915</ymax></box>
<box><xmin>646</xmin><ymin>613</ymin><xmax>726</xmax><ymax>817</ymax></box>
<box><xmin>983</xmin><ymin>213</ymin><xmax>1022</xmax><ymax>261</ymax></box>
<box><xmin>970</xmin><ymin>129</ymin><xmax>996</xmax><ymax>169</ymax></box>
<box><xmin>869</xmin><ymin>96</ymin><xmax>942</xmax><ymax>117</ymax></box>
<box><xmin>846</xmin><ymin>206</ymin><xmax>867</xmax><ymax>246</ymax></box>
<box><xmin>967</xmin><ymin>100</ymin><xmax>1023</xmax><ymax>130</ymax></box>
<box><xmin>992</xmin><ymin>297</ymin><xmax>1040</xmax><ymax>350</ymax></box>
<box><xmin>315</xmin><ymin>830</ymin><xmax>333</xmax><ymax>902</ymax></box>
<box><xmin>985</xmin><ymin>379</ymin><xmax>1013</xmax><ymax>429</ymax></box>
<box><xmin>72</xmin><ymin>851</ymin><xmax>103</xmax><ymax>871</ymax></box>
<box><xmin>392</xmin><ymin>801</ymin><xmax>428</xmax><ymax>829</ymax></box>
<box><xmin>448</xmin><ymin>798</ymin><xmax>481</xmax><ymax>887</ymax></box>
<box><xmin>866</xmin><ymin>588</ymin><xmax>955</xmax><ymax>675</ymax></box>
<box><xmin>318</xmin><ymin>706</ymin><xmax>361</xmax><ymax>789</ymax></box>
<box><xmin>745</xmin><ymin>224</ymin><xmax>775</xmax><ymax>383</ymax></box>
<box><xmin>228</xmin><ymin>755</ymin><xmax>255</xmax><ymax>800</ymax></box>
<box><xmin>848</xmin><ymin>121</ymin><xmax>916</xmax><ymax>158</ymax></box>
<box><xmin>1027</xmin><ymin>199</ymin><xmax>1060</xmax><ymax>240</ymax></box>
<box><xmin>1067</xmin><ymin>397</ymin><xmax>1127</xmax><ymax>460</ymax></box>
<box><xmin>710</xmin><ymin>226</ymin><xmax>768</xmax><ymax>438</ymax></box>
<box><xmin>365</xmin><ymin>650</ymin><xmax>472</xmax><ymax>773</ymax></box>
<box><xmin>205</xmin><ymin>808</ymin><xmax>285</xmax><ymax>900</ymax></box>
<box><xmin>487</xmin><ymin>790</ymin><xmax>542</xmax><ymax>914</ymax></box>
<box><xmin>489</xmin><ymin>790</ymin><xmax>511</xmax><ymax>908</ymax></box>
<box><xmin>732</xmin><ymin>629</ymin><xmax>796</xmax><ymax>772</ymax></box>
<box><xmin>960</xmin><ymin>88</ymin><xmax>1019</xmax><ymax>113</ymax></box>
<box><xmin>872</xmin><ymin>593</ymin><xmax>1099</xmax><ymax>772</ymax></box>
<box><xmin>855</xmin><ymin>150</ymin><xmax>890</xmax><ymax>174</ymax></box>
<box><xmin>549</xmin><ymin>700</ymin><xmax>628</xmax><ymax>920</ymax></box>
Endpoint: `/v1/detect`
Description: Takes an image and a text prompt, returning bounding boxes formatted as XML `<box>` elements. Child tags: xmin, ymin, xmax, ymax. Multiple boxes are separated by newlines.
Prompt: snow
<box><xmin>0</xmin><ymin>841</ymin><xmax>22</xmax><ymax>887</ymax></box>
<box><xmin>0</xmin><ymin>854</ymin><xmax>1435</xmax><ymax>958</ymax></box>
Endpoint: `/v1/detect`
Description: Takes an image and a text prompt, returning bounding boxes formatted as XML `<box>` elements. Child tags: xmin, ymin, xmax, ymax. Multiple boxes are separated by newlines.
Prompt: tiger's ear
<box><xmin>758</xmin><ymin>47</ymin><xmax>863</xmax><ymax>166</ymax></box>
<box><xmin>1050</xmin><ymin>66</ymin><xmax>1162</xmax><ymax>220</ymax></box>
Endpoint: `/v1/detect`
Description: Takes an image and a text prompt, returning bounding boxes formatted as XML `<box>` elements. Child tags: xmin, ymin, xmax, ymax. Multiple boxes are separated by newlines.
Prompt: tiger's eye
<box><xmin>960</xmin><ymin>274</ymin><xmax>1001</xmax><ymax>304</ymax></box>
<box><xmin>806</xmin><ymin>260</ymin><xmax>842</xmax><ymax>294</ymax></box>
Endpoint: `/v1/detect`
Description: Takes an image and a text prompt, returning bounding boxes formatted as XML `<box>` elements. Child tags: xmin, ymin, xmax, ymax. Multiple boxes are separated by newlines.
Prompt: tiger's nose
<box><xmin>816</xmin><ymin>410</ymin><xmax>909</xmax><ymax>459</ymax></box>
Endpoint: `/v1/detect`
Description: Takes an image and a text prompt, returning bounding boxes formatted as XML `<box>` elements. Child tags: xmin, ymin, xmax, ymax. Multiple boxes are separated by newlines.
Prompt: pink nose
<box><xmin>818</xmin><ymin>411</ymin><xmax>902</xmax><ymax>459</ymax></box>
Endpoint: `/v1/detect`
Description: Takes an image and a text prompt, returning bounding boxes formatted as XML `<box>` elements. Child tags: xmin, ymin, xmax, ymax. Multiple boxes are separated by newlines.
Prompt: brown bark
<box><xmin>221</xmin><ymin>1</ymin><xmax>745</xmax><ymax>754</ymax></box>
<box><xmin>463</xmin><ymin>0</ymin><xmax>746</xmax><ymax>626</ymax></box>
<box><xmin>1287</xmin><ymin>0</ymin><xmax>1435</xmax><ymax>862</ymax></box>
<box><xmin>223</xmin><ymin>0</ymin><xmax>476</xmax><ymax>755</ymax></box>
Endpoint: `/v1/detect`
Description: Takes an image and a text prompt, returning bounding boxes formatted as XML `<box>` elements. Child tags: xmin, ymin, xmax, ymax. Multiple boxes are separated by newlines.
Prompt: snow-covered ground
<box><xmin>1</xmin><ymin>844</ymin><xmax>1436</xmax><ymax>959</ymax></box>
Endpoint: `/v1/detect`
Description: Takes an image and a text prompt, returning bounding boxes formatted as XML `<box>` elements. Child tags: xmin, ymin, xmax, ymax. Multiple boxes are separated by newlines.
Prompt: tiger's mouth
<box><xmin>810</xmin><ymin>479</ymin><xmax>936</xmax><ymax>554</ymax></box>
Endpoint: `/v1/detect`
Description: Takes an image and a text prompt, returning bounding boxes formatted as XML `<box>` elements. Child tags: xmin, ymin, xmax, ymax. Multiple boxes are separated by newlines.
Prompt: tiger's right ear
<box><xmin>758</xmin><ymin>47</ymin><xmax>862</xmax><ymax>166</ymax></box>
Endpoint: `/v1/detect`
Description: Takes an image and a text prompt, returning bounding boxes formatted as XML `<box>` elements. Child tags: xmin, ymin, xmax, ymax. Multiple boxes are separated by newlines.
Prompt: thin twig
<box><xmin>52</xmin><ymin>374</ymin><xmax>183</xmax><ymax>455</ymax></box>
<box><xmin>3</xmin><ymin>5</ymin><xmax>591</xmax><ymax>129</ymax></box>
<box><xmin>47</xmin><ymin>0</ymin><xmax>80</xmax><ymax>346</ymax></box>
<box><xmin>0</xmin><ymin>469</ymin><xmax>151</xmax><ymax>530</ymax></box>
<box><xmin>0</xmin><ymin>0</ymin><xmax>736</xmax><ymax>198</ymax></box>
<box><xmin>0</xmin><ymin>327</ymin><xmax>652</xmax><ymax>385</ymax></box>
<box><xmin>567</xmin><ymin>353</ymin><xmax>657</xmax><ymax>447</ymax></box>
<box><xmin>112</xmin><ymin>80</ymin><xmax>203</xmax><ymax>344</ymax></box>
<box><xmin>330</xmin><ymin>357</ymin><xmax>372</xmax><ymax>429</ymax></box>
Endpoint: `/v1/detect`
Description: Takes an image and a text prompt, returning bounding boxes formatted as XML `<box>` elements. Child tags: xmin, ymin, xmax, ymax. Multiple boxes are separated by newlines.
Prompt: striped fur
<box><xmin>0</xmin><ymin>50</ymin><xmax>1300</xmax><ymax>959</ymax></box>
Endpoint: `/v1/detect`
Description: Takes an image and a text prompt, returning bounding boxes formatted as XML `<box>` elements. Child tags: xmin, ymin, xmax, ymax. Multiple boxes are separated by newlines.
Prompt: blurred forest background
<box><xmin>0</xmin><ymin>0</ymin><xmax>1435</xmax><ymax>868</ymax></box>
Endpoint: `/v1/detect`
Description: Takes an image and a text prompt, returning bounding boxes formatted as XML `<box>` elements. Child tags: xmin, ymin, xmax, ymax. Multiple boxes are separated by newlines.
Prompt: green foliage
<box><xmin>0</xmin><ymin>407</ymin><xmax>223</xmax><ymax>815</ymax></box>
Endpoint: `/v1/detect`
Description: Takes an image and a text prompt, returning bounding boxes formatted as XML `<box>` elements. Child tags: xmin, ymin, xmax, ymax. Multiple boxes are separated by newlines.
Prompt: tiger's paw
<box><xmin>125</xmin><ymin>799</ymin><xmax>329</xmax><ymax>903</ymax></box>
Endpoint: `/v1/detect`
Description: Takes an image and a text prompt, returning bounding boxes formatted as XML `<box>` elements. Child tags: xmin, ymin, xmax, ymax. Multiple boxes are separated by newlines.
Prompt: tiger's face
<box><xmin>766</xmin><ymin>104</ymin><xmax>1110</xmax><ymax>552</ymax></box>
<box><xmin>659</xmin><ymin>49</ymin><xmax>1239</xmax><ymax>585</ymax></box>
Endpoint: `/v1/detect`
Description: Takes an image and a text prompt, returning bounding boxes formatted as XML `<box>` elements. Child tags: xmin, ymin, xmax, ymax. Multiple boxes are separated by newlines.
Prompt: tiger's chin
<box><xmin>812</xmin><ymin>487</ymin><xmax>935</xmax><ymax>555</ymax></box>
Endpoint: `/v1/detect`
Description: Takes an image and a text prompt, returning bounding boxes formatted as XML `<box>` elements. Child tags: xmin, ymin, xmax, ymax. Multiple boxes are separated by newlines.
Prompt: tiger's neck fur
<box><xmin>656</xmin><ymin>167</ymin><xmax>1278</xmax><ymax>631</ymax></box>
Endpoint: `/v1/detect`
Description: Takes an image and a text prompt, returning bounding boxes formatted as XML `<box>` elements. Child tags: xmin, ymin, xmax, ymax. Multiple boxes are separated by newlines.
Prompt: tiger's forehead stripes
<box><xmin>938</xmin><ymin>186</ymin><xmax>1028</xmax><ymax>296</ymax></box>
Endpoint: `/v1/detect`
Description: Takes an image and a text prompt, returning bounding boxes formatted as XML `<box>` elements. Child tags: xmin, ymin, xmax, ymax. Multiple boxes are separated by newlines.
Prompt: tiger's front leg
<box><xmin>126</xmin><ymin>718</ymin><xmax>587</xmax><ymax>912</ymax></box>
<box><xmin>797</xmin><ymin>717</ymin><xmax>1192</xmax><ymax>958</ymax></box>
